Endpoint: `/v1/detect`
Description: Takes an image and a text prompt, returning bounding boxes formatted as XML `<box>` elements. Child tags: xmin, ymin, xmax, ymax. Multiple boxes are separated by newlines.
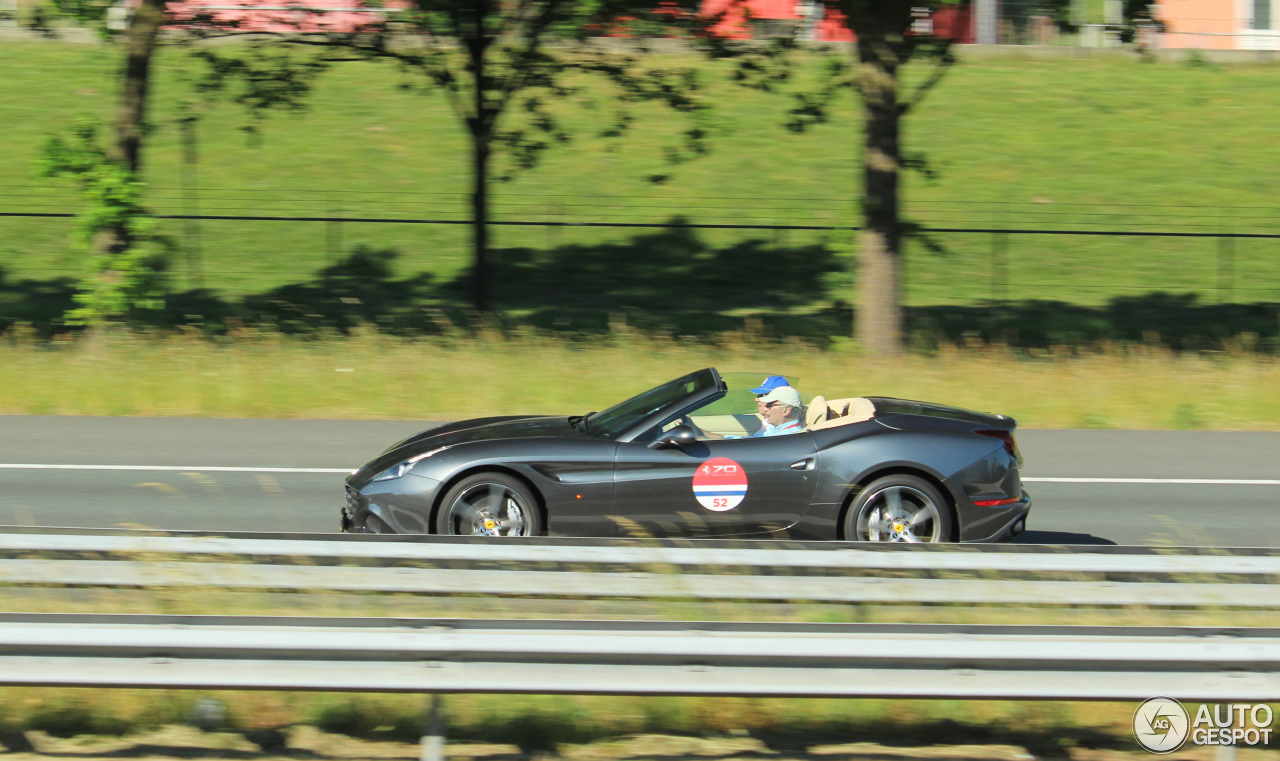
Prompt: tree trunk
<box><xmin>471</xmin><ymin>121</ymin><xmax>490</xmax><ymax>313</ymax></box>
<box><xmin>96</xmin><ymin>0</ymin><xmax>165</xmax><ymax>262</ymax></box>
<box><xmin>852</xmin><ymin>3</ymin><xmax>911</xmax><ymax>355</ymax></box>
<box><xmin>114</xmin><ymin>0</ymin><xmax>165</xmax><ymax>173</ymax></box>
<box><xmin>468</xmin><ymin>0</ymin><xmax>491</xmax><ymax>313</ymax></box>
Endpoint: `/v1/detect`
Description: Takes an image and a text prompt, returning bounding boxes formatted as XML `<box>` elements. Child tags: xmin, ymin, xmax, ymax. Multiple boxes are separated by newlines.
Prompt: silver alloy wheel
<box><xmin>446</xmin><ymin>482</ymin><xmax>530</xmax><ymax>537</ymax></box>
<box><xmin>855</xmin><ymin>484</ymin><xmax>943</xmax><ymax>543</ymax></box>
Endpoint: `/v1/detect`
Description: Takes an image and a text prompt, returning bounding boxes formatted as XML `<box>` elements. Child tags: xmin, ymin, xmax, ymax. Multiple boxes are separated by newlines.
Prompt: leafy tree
<box><xmin>46</xmin><ymin>0</ymin><xmax>709</xmax><ymax>321</ymax></box>
<box><xmin>714</xmin><ymin>0</ymin><xmax>1156</xmax><ymax>354</ymax></box>
<box><xmin>40</xmin><ymin>120</ymin><xmax>170</xmax><ymax>324</ymax></box>
<box><xmin>39</xmin><ymin>0</ymin><xmax>169</xmax><ymax>325</ymax></box>
<box><xmin>720</xmin><ymin>0</ymin><xmax>956</xmax><ymax>354</ymax></box>
<box><xmin>188</xmin><ymin>0</ymin><xmax>711</xmax><ymax>312</ymax></box>
<box><xmin>836</xmin><ymin>0</ymin><xmax>957</xmax><ymax>355</ymax></box>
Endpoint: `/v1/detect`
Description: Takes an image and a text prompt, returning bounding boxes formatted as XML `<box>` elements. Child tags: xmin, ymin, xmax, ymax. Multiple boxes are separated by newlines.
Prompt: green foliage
<box><xmin>24</xmin><ymin>699</ymin><xmax>130</xmax><ymax>737</ymax></box>
<box><xmin>187</xmin><ymin>43</ymin><xmax>334</xmax><ymax>142</ymax></box>
<box><xmin>1172</xmin><ymin>402</ymin><xmax>1204</xmax><ymax>430</ymax></box>
<box><xmin>49</xmin><ymin>0</ymin><xmax>117</xmax><ymax>24</ymax></box>
<box><xmin>44</xmin><ymin>0</ymin><xmax>126</xmax><ymax>41</ymax></box>
<box><xmin>39</xmin><ymin>120</ymin><xmax>169</xmax><ymax>326</ymax></box>
<box><xmin>310</xmin><ymin>698</ymin><xmax>382</xmax><ymax>736</ymax></box>
<box><xmin>184</xmin><ymin>0</ymin><xmax>714</xmax><ymax>177</ymax></box>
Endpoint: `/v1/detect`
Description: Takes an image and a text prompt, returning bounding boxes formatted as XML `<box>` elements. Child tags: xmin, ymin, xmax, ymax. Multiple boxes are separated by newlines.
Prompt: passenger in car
<box><xmin>756</xmin><ymin>386</ymin><xmax>805</xmax><ymax>437</ymax></box>
<box><xmin>750</xmin><ymin>375</ymin><xmax>797</xmax><ymax>437</ymax></box>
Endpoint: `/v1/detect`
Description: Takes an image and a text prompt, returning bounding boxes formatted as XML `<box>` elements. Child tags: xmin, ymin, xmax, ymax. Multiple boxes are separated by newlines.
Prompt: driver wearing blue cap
<box><xmin>750</xmin><ymin>375</ymin><xmax>790</xmax><ymax>395</ymax></box>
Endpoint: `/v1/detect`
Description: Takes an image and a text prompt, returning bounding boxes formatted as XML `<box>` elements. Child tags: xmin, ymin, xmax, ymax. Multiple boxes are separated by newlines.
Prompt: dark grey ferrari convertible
<box><xmin>342</xmin><ymin>368</ymin><xmax>1030</xmax><ymax>542</ymax></box>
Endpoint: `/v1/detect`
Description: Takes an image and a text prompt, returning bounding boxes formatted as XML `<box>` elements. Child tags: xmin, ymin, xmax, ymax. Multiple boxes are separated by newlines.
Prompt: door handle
<box><xmin>790</xmin><ymin>458</ymin><xmax>814</xmax><ymax>470</ymax></box>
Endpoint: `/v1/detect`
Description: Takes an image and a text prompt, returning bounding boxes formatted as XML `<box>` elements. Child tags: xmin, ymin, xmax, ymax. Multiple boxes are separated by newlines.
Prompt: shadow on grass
<box><xmin>910</xmin><ymin>292</ymin><xmax>1280</xmax><ymax>352</ymax></box>
<box><xmin>0</xmin><ymin>265</ymin><xmax>78</xmax><ymax>331</ymax></box>
<box><xmin>753</xmin><ymin>718</ymin><xmax>1131</xmax><ymax>758</ymax></box>
<box><xmin>0</xmin><ymin>225</ymin><xmax>847</xmax><ymax>339</ymax></box>
<box><xmin>430</xmin><ymin>221</ymin><xmax>844</xmax><ymax>335</ymax></box>
<box><xmin>0</xmin><ymin>722</ymin><xmax>1136</xmax><ymax>760</ymax></box>
<box><xmin>2</xmin><ymin>232</ymin><xmax>1280</xmax><ymax>351</ymax></box>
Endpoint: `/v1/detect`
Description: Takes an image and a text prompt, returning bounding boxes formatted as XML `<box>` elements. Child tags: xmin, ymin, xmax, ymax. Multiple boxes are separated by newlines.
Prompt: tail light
<box><xmin>976</xmin><ymin>429</ymin><xmax>1020</xmax><ymax>463</ymax></box>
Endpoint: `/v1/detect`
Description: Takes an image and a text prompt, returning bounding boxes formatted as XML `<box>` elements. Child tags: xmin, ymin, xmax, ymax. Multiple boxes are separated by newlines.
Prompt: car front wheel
<box><xmin>435</xmin><ymin>473</ymin><xmax>542</xmax><ymax>537</ymax></box>
<box><xmin>846</xmin><ymin>474</ymin><xmax>953</xmax><ymax>543</ymax></box>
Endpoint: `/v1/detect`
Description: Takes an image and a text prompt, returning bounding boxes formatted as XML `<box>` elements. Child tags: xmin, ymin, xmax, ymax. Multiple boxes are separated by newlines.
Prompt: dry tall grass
<box><xmin>2</xmin><ymin>330</ymin><xmax>1278</xmax><ymax>429</ymax></box>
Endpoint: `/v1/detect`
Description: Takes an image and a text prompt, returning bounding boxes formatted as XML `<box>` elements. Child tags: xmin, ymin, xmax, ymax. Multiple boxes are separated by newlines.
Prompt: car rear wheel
<box><xmin>846</xmin><ymin>474</ymin><xmax>953</xmax><ymax>543</ymax></box>
<box><xmin>435</xmin><ymin>473</ymin><xmax>542</xmax><ymax>537</ymax></box>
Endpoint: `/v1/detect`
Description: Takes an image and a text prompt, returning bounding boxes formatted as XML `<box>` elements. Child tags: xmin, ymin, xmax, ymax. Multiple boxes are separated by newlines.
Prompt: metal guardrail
<box><xmin>1</xmin><ymin>529</ymin><xmax>1278</xmax><ymax>607</ymax></box>
<box><xmin>1</xmin><ymin>529</ymin><xmax>1276</xmax><ymax>759</ymax></box>
<box><xmin>6</xmin><ymin>558</ymin><xmax>1277</xmax><ymax>606</ymax></box>
<box><xmin>0</xmin><ymin>613</ymin><xmax>1276</xmax><ymax>701</ymax></box>
<box><xmin>4</xmin><ymin>529</ymin><xmax>1280</xmax><ymax>571</ymax></box>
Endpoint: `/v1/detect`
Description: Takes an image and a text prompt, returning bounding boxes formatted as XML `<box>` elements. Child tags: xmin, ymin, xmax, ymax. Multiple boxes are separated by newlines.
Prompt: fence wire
<box><xmin>3</xmin><ymin>187</ymin><xmax>1280</xmax><ymax>305</ymax></box>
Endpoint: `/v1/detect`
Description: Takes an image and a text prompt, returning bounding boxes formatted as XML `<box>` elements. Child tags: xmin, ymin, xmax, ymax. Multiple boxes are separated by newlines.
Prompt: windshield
<box><xmin>653</xmin><ymin>372</ymin><xmax>810</xmax><ymax>440</ymax></box>
<box><xmin>587</xmin><ymin>368</ymin><xmax>720</xmax><ymax>439</ymax></box>
<box><xmin>694</xmin><ymin>372</ymin><xmax>801</xmax><ymax>415</ymax></box>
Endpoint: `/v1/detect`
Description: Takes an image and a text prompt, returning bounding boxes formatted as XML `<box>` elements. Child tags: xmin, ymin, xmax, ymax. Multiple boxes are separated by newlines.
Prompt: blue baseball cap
<box><xmin>750</xmin><ymin>375</ymin><xmax>791</xmax><ymax>395</ymax></box>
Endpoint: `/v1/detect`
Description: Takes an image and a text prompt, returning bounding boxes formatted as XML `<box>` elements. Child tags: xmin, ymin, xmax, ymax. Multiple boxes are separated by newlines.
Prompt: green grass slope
<box><xmin>2</xmin><ymin>43</ymin><xmax>1280</xmax><ymax>344</ymax></box>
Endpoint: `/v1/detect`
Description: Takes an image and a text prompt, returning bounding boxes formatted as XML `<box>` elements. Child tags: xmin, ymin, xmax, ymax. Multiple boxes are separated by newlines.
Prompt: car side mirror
<box><xmin>648</xmin><ymin>424</ymin><xmax>697</xmax><ymax>449</ymax></box>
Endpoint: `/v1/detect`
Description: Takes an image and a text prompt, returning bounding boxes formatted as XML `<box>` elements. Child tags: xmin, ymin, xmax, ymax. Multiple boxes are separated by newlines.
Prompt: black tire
<box><xmin>435</xmin><ymin>472</ymin><xmax>542</xmax><ymax>537</ymax></box>
<box><xmin>845</xmin><ymin>474</ymin><xmax>953</xmax><ymax>543</ymax></box>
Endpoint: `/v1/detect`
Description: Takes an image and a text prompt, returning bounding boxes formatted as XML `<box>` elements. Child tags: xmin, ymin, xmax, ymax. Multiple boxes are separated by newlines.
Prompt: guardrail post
<box><xmin>420</xmin><ymin>693</ymin><xmax>445</xmax><ymax>761</ymax></box>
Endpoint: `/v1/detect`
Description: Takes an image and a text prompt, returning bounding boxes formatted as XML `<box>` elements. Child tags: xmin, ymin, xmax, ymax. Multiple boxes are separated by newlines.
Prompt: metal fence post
<box><xmin>420</xmin><ymin>693</ymin><xmax>444</xmax><ymax>761</ymax></box>
<box><xmin>974</xmin><ymin>0</ymin><xmax>996</xmax><ymax>44</ymax></box>
<box><xmin>327</xmin><ymin>206</ymin><xmax>343</xmax><ymax>265</ymax></box>
<box><xmin>991</xmin><ymin>230</ymin><xmax>1007</xmax><ymax>302</ymax></box>
<box><xmin>1218</xmin><ymin>234</ymin><xmax>1234</xmax><ymax>304</ymax></box>
<box><xmin>179</xmin><ymin>112</ymin><xmax>203</xmax><ymax>290</ymax></box>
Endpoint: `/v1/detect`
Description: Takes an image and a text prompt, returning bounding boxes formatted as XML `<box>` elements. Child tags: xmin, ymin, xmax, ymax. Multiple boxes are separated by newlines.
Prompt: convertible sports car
<box><xmin>342</xmin><ymin>368</ymin><xmax>1030</xmax><ymax>542</ymax></box>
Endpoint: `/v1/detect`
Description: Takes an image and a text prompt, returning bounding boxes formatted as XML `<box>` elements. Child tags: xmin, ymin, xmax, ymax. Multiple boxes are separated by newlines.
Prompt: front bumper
<box><xmin>341</xmin><ymin>475</ymin><xmax>443</xmax><ymax>534</ymax></box>
<box><xmin>340</xmin><ymin>485</ymin><xmax>364</xmax><ymax>533</ymax></box>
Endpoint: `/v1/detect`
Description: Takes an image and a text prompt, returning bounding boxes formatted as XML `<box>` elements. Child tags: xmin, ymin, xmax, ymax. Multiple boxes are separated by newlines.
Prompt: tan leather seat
<box><xmin>809</xmin><ymin>397</ymin><xmax>876</xmax><ymax>431</ymax></box>
<box><xmin>804</xmin><ymin>396</ymin><xmax>828</xmax><ymax>430</ymax></box>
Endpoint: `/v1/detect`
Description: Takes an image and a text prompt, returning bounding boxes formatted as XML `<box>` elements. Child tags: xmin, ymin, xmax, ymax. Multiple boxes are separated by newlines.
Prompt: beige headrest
<box><xmin>804</xmin><ymin>395</ymin><xmax>828</xmax><ymax>429</ymax></box>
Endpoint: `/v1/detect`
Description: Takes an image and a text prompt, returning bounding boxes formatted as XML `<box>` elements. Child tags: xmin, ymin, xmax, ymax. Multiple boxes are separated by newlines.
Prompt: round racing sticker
<box><xmin>693</xmin><ymin>457</ymin><xmax>748</xmax><ymax>512</ymax></box>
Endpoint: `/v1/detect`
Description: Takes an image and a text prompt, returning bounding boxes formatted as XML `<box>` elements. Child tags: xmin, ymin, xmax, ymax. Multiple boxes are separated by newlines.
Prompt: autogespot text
<box><xmin>1191</xmin><ymin>704</ymin><xmax>1274</xmax><ymax>747</ymax></box>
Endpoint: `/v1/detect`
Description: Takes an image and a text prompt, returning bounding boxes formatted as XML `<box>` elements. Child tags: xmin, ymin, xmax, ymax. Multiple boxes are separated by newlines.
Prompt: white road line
<box><xmin>1023</xmin><ymin>477</ymin><xmax>1280</xmax><ymax>485</ymax></box>
<box><xmin>0</xmin><ymin>464</ymin><xmax>350</xmax><ymax>474</ymax></box>
<box><xmin>0</xmin><ymin>466</ymin><xmax>1276</xmax><ymax>485</ymax></box>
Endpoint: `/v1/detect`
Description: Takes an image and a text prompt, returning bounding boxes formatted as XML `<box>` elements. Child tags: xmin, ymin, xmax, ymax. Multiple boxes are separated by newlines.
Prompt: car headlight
<box><xmin>370</xmin><ymin>446</ymin><xmax>451</xmax><ymax>482</ymax></box>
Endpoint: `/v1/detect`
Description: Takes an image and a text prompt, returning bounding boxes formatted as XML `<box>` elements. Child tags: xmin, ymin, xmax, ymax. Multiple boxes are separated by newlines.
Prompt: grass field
<box><xmin>4</xmin><ymin>41</ymin><xmax>1280</xmax><ymax>425</ymax></box>
<box><xmin>3</xmin><ymin>42</ymin><xmax>1280</xmax><ymax>345</ymax></box>
<box><xmin>0</xmin><ymin>688</ymin><xmax>1193</xmax><ymax>758</ymax></box>
<box><xmin>2</xmin><ymin>330</ymin><xmax>1279</xmax><ymax>429</ymax></box>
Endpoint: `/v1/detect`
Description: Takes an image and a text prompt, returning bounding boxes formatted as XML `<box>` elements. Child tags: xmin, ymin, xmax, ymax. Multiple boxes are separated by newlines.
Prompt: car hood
<box><xmin>349</xmin><ymin>415</ymin><xmax>571</xmax><ymax>487</ymax></box>
<box><xmin>868</xmin><ymin>397</ymin><xmax>1015</xmax><ymax>430</ymax></box>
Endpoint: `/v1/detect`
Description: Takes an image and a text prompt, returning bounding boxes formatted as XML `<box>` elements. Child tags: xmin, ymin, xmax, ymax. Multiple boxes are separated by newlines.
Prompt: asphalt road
<box><xmin>1</xmin><ymin>416</ymin><xmax>1277</xmax><ymax>547</ymax></box>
